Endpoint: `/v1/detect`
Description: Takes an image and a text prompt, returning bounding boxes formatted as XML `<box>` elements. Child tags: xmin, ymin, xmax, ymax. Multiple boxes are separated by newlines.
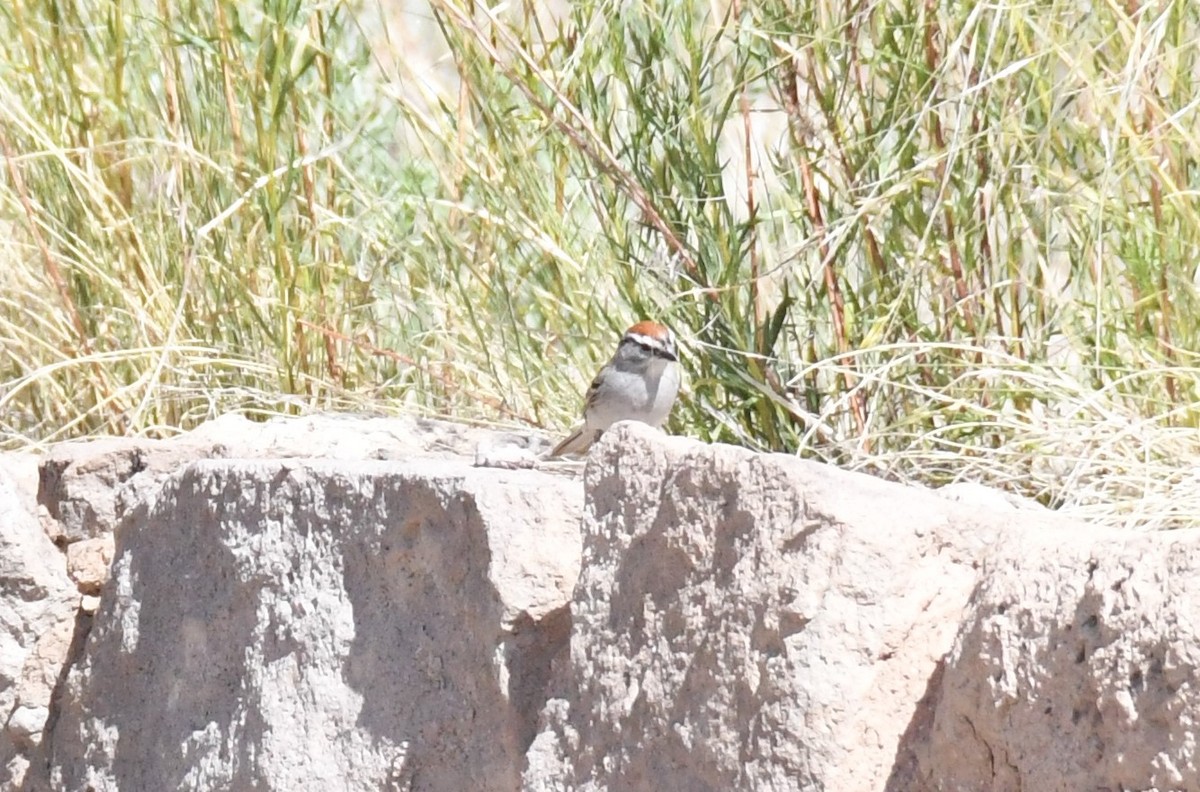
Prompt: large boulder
<box><xmin>39</xmin><ymin>456</ymin><xmax>581</xmax><ymax>791</ymax></box>
<box><xmin>522</xmin><ymin>423</ymin><xmax>1096</xmax><ymax>792</ymax></box>
<box><xmin>916</xmin><ymin>528</ymin><xmax>1200</xmax><ymax>790</ymax></box>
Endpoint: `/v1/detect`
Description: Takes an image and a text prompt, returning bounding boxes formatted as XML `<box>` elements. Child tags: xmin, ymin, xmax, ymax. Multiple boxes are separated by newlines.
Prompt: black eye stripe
<box><xmin>623</xmin><ymin>334</ymin><xmax>676</xmax><ymax>360</ymax></box>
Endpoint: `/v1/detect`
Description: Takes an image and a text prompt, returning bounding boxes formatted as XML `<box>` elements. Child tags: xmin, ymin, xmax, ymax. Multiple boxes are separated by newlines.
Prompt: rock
<box><xmin>66</xmin><ymin>536</ymin><xmax>116</xmax><ymax>595</ymax></box>
<box><xmin>522</xmin><ymin>422</ymin><xmax>1087</xmax><ymax>792</ymax></box>
<box><xmin>13</xmin><ymin>414</ymin><xmax>1197</xmax><ymax>791</ymax></box>
<box><xmin>0</xmin><ymin>466</ymin><xmax>76</xmax><ymax>789</ymax></box>
<box><xmin>915</xmin><ymin>528</ymin><xmax>1200</xmax><ymax>791</ymax></box>
<box><xmin>37</xmin><ymin>436</ymin><xmax>185</xmax><ymax>545</ymax></box>
<box><xmin>10</xmin><ymin>616</ymin><xmax>76</xmax><ymax>747</ymax></box>
<box><xmin>181</xmin><ymin>413</ymin><xmax>552</xmax><ymax>464</ymax></box>
<box><xmin>41</xmin><ymin>455</ymin><xmax>582</xmax><ymax>791</ymax></box>
<box><xmin>0</xmin><ymin>451</ymin><xmax>42</xmax><ymax>516</ymax></box>
<box><xmin>36</xmin><ymin>414</ymin><xmax>556</xmax><ymax>546</ymax></box>
<box><xmin>474</xmin><ymin>437</ymin><xmax>542</xmax><ymax>469</ymax></box>
<box><xmin>934</xmin><ymin>481</ymin><xmax>1047</xmax><ymax>512</ymax></box>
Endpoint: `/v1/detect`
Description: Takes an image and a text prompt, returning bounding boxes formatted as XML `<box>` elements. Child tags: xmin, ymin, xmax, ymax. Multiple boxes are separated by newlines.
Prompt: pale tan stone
<box><xmin>37</xmin><ymin>414</ymin><xmax>556</xmax><ymax>544</ymax></box>
<box><xmin>916</xmin><ymin>528</ymin><xmax>1200</xmax><ymax>791</ymax></box>
<box><xmin>11</xmin><ymin>415</ymin><xmax>1197</xmax><ymax>792</ymax></box>
<box><xmin>0</xmin><ymin>466</ymin><xmax>76</xmax><ymax>788</ymax></box>
<box><xmin>523</xmin><ymin>422</ymin><xmax>1097</xmax><ymax>792</ymax></box>
<box><xmin>41</xmin><ymin>434</ymin><xmax>582</xmax><ymax>792</ymax></box>
<box><xmin>66</xmin><ymin>535</ymin><xmax>116</xmax><ymax>594</ymax></box>
<box><xmin>11</xmin><ymin>617</ymin><xmax>75</xmax><ymax>747</ymax></box>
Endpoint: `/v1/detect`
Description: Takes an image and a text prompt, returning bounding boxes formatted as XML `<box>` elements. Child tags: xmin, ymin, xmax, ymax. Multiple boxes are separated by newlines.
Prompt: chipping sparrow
<box><xmin>549</xmin><ymin>320</ymin><xmax>681</xmax><ymax>458</ymax></box>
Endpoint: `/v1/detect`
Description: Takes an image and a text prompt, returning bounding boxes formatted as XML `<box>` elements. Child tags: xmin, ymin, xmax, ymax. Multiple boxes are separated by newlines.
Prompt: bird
<box><xmin>549</xmin><ymin>320</ymin><xmax>681</xmax><ymax>458</ymax></box>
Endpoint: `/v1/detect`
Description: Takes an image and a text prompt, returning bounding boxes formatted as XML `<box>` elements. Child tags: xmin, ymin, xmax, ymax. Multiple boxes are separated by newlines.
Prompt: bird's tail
<box><xmin>548</xmin><ymin>425</ymin><xmax>596</xmax><ymax>458</ymax></box>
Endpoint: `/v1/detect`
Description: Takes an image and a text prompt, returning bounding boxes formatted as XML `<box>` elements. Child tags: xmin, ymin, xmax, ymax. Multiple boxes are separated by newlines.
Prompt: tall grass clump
<box><xmin>3</xmin><ymin>0</ymin><xmax>1200</xmax><ymax>528</ymax></box>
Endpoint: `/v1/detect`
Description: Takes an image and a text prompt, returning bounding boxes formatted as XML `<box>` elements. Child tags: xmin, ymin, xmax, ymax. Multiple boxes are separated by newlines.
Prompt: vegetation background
<box><xmin>2</xmin><ymin>0</ymin><xmax>1199</xmax><ymax>529</ymax></box>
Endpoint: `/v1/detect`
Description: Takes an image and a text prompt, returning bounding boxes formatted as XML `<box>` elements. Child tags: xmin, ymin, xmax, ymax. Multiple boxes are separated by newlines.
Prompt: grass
<box><xmin>2</xmin><ymin>0</ymin><xmax>1200</xmax><ymax>529</ymax></box>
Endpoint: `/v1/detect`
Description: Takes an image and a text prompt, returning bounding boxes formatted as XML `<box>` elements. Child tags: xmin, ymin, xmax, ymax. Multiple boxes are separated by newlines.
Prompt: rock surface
<box><xmin>917</xmin><ymin>528</ymin><xmax>1200</xmax><ymax>791</ymax></box>
<box><xmin>0</xmin><ymin>452</ymin><xmax>40</xmax><ymax>516</ymax></box>
<box><xmin>522</xmin><ymin>424</ymin><xmax>1090</xmax><ymax>792</ymax></box>
<box><xmin>0</xmin><ymin>415</ymin><xmax>1195</xmax><ymax>791</ymax></box>
<box><xmin>0</xmin><ymin>467</ymin><xmax>77</xmax><ymax>788</ymax></box>
<box><xmin>65</xmin><ymin>536</ymin><xmax>115</xmax><ymax>596</ymax></box>
<box><xmin>38</xmin><ymin>455</ymin><xmax>580</xmax><ymax>792</ymax></box>
<box><xmin>37</xmin><ymin>414</ymin><xmax>548</xmax><ymax>547</ymax></box>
